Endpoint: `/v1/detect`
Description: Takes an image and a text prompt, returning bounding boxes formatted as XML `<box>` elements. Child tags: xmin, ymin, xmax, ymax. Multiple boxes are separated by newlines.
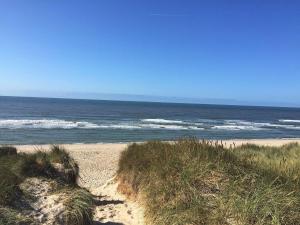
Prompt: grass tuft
<box><xmin>0</xmin><ymin>146</ymin><xmax>17</xmax><ymax>157</ymax></box>
<box><xmin>61</xmin><ymin>188</ymin><xmax>94</xmax><ymax>225</ymax></box>
<box><xmin>19</xmin><ymin>151</ymin><xmax>56</xmax><ymax>177</ymax></box>
<box><xmin>0</xmin><ymin>207</ymin><xmax>34</xmax><ymax>225</ymax></box>
<box><xmin>117</xmin><ymin>139</ymin><xmax>300</xmax><ymax>225</ymax></box>
<box><xmin>0</xmin><ymin>145</ymin><xmax>92</xmax><ymax>225</ymax></box>
<box><xmin>0</xmin><ymin>166</ymin><xmax>21</xmax><ymax>205</ymax></box>
<box><xmin>49</xmin><ymin>145</ymin><xmax>79</xmax><ymax>184</ymax></box>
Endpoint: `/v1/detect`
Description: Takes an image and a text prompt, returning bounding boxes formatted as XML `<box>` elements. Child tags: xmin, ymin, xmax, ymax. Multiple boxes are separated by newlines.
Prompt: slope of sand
<box><xmin>16</xmin><ymin>138</ymin><xmax>300</xmax><ymax>225</ymax></box>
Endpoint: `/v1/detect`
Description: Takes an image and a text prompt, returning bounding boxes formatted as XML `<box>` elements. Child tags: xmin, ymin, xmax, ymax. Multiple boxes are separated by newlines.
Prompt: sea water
<box><xmin>0</xmin><ymin>96</ymin><xmax>300</xmax><ymax>144</ymax></box>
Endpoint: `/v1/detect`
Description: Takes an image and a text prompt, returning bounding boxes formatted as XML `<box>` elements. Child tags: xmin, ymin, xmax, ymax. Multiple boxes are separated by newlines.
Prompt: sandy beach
<box><xmin>15</xmin><ymin>138</ymin><xmax>300</xmax><ymax>225</ymax></box>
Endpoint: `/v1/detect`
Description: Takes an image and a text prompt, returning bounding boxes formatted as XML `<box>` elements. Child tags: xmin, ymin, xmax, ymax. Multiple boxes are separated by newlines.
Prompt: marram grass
<box><xmin>0</xmin><ymin>207</ymin><xmax>33</xmax><ymax>225</ymax></box>
<box><xmin>0</xmin><ymin>145</ymin><xmax>93</xmax><ymax>225</ymax></box>
<box><xmin>117</xmin><ymin>139</ymin><xmax>300</xmax><ymax>225</ymax></box>
<box><xmin>61</xmin><ymin>188</ymin><xmax>94</xmax><ymax>225</ymax></box>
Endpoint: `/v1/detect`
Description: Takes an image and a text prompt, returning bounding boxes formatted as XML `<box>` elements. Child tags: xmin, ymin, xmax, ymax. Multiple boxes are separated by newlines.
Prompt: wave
<box><xmin>223</xmin><ymin>120</ymin><xmax>300</xmax><ymax>130</ymax></box>
<box><xmin>1</xmin><ymin>118</ymin><xmax>299</xmax><ymax>131</ymax></box>
<box><xmin>212</xmin><ymin>125</ymin><xmax>264</xmax><ymax>131</ymax></box>
<box><xmin>0</xmin><ymin>119</ymin><xmax>100</xmax><ymax>129</ymax></box>
<box><xmin>98</xmin><ymin>123</ymin><xmax>204</xmax><ymax>130</ymax></box>
<box><xmin>97</xmin><ymin>124</ymin><xmax>141</xmax><ymax>129</ymax></box>
<box><xmin>0</xmin><ymin>119</ymin><xmax>204</xmax><ymax>131</ymax></box>
<box><xmin>140</xmin><ymin>123</ymin><xmax>204</xmax><ymax>130</ymax></box>
<box><xmin>251</xmin><ymin>122</ymin><xmax>300</xmax><ymax>130</ymax></box>
<box><xmin>141</xmin><ymin>118</ymin><xmax>269</xmax><ymax>131</ymax></box>
<box><xmin>140</xmin><ymin>118</ymin><xmax>204</xmax><ymax>130</ymax></box>
<box><xmin>279</xmin><ymin>119</ymin><xmax>300</xmax><ymax>123</ymax></box>
<box><xmin>141</xmin><ymin>118</ymin><xmax>185</xmax><ymax>124</ymax></box>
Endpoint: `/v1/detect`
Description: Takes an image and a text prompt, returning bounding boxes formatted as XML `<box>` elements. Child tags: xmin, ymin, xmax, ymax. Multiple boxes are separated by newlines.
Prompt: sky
<box><xmin>0</xmin><ymin>0</ymin><xmax>299</xmax><ymax>107</ymax></box>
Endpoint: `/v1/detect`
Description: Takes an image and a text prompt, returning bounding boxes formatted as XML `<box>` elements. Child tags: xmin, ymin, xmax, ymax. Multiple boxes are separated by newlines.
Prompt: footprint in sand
<box><xmin>91</xmin><ymin>179</ymin><xmax>144</xmax><ymax>225</ymax></box>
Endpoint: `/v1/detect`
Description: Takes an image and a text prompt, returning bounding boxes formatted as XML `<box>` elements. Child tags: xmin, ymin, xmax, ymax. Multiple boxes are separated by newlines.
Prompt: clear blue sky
<box><xmin>0</xmin><ymin>0</ymin><xmax>299</xmax><ymax>106</ymax></box>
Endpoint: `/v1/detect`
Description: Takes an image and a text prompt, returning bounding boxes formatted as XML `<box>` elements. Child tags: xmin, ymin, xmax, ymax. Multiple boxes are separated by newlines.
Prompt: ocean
<box><xmin>0</xmin><ymin>96</ymin><xmax>300</xmax><ymax>144</ymax></box>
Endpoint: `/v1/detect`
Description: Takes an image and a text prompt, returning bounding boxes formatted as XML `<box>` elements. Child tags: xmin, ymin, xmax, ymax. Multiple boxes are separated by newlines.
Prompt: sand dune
<box><xmin>16</xmin><ymin>138</ymin><xmax>300</xmax><ymax>224</ymax></box>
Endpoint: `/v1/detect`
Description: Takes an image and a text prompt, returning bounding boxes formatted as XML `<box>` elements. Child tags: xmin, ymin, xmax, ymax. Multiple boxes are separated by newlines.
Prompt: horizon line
<box><xmin>1</xmin><ymin>94</ymin><xmax>299</xmax><ymax>109</ymax></box>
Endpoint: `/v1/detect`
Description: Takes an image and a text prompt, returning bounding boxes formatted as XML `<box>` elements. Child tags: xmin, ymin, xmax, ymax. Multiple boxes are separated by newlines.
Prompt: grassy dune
<box><xmin>0</xmin><ymin>145</ymin><xmax>93</xmax><ymax>225</ymax></box>
<box><xmin>117</xmin><ymin>139</ymin><xmax>300</xmax><ymax>225</ymax></box>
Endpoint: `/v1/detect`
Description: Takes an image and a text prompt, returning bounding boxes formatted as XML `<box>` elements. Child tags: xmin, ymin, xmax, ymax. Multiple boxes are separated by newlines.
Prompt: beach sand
<box><xmin>16</xmin><ymin>138</ymin><xmax>300</xmax><ymax>225</ymax></box>
<box><xmin>17</xmin><ymin>143</ymin><xmax>145</xmax><ymax>225</ymax></box>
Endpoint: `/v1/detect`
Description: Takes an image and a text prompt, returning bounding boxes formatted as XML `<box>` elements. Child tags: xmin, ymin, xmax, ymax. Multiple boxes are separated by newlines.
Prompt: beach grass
<box><xmin>0</xmin><ymin>207</ymin><xmax>33</xmax><ymax>225</ymax></box>
<box><xmin>117</xmin><ymin>139</ymin><xmax>300</xmax><ymax>225</ymax></box>
<box><xmin>61</xmin><ymin>188</ymin><xmax>94</xmax><ymax>225</ymax></box>
<box><xmin>0</xmin><ymin>145</ymin><xmax>93</xmax><ymax>225</ymax></box>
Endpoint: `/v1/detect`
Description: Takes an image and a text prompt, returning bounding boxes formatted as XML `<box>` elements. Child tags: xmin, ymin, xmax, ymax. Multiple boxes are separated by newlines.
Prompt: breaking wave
<box><xmin>217</xmin><ymin>120</ymin><xmax>300</xmax><ymax>131</ymax></box>
<box><xmin>279</xmin><ymin>119</ymin><xmax>300</xmax><ymax>123</ymax></box>
<box><xmin>141</xmin><ymin>119</ymin><xmax>185</xmax><ymax>124</ymax></box>
<box><xmin>140</xmin><ymin>123</ymin><xmax>204</xmax><ymax>130</ymax></box>
<box><xmin>0</xmin><ymin>119</ymin><xmax>101</xmax><ymax>129</ymax></box>
<box><xmin>1</xmin><ymin>118</ymin><xmax>299</xmax><ymax>131</ymax></box>
<box><xmin>212</xmin><ymin>125</ymin><xmax>264</xmax><ymax>131</ymax></box>
<box><xmin>0</xmin><ymin>119</ymin><xmax>204</xmax><ymax>130</ymax></box>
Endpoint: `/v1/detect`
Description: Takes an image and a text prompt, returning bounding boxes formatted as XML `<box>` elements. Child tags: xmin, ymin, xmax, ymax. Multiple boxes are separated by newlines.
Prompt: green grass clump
<box><xmin>19</xmin><ymin>151</ymin><xmax>56</xmax><ymax>177</ymax></box>
<box><xmin>0</xmin><ymin>166</ymin><xmax>21</xmax><ymax>205</ymax></box>
<box><xmin>117</xmin><ymin>139</ymin><xmax>300</xmax><ymax>225</ymax></box>
<box><xmin>0</xmin><ymin>207</ymin><xmax>33</xmax><ymax>225</ymax></box>
<box><xmin>49</xmin><ymin>145</ymin><xmax>79</xmax><ymax>184</ymax></box>
<box><xmin>0</xmin><ymin>150</ymin><xmax>56</xmax><ymax>183</ymax></box>
<box><xmin>61</xmin><ymin>188</ymin><xmax>94</xmax><ymax>225</ymax></box>
<box><xmin>0</xmin><ymin>145</ymin><xmax>79</xmax><ymax>186</ymax></box>
<box><xmin>234</xmin><ymin>142</ymin><xmax>300</xmax><ymax>185</ymax></box>
<box><xmin>0</xmin><ymin>146</ymin><xmax>17</xmax><ymax>157</ymax></box>
<box><xmin>0</xmin><ymin>145</ymin><xmax>92</xmax><ymax>225</ymax></box>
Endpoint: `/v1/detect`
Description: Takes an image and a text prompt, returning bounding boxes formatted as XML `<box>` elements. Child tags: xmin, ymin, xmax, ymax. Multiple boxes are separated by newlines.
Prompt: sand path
<box><xmin>18</xmin><ymin>143</ymin><xmax>145</xmax><ymax>225</ymax></box>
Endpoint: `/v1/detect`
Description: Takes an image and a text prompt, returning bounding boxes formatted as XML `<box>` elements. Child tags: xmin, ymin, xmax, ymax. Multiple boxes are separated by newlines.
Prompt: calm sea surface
<box><xmin>0</xmin><ymin>96</ymin><xmax>300</xmax><ymax>144</ymax></box>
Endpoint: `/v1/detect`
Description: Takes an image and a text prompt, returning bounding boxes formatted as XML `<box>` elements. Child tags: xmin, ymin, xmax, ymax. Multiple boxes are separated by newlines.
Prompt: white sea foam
<box><xmin>140</xmin><ymin>119</ymin><xmax>300</xmax><ymax>131</ymax></box>
<box><xmin>141</xmin><ymin>119</ymin><xmax>185</xmax><ymax>124</ymax></box>
<box><xmin>98</xmin><ymin>124</ymin><xmax>141</xmax><ymax>129</ymax></box>
<box><xmin>244</xmin><ymin>122</ymin><xmax>300</xmax><ymax>130</ymax></box>
<box><xmin>1</xmin><ymin>118</ymin><xmax>299</xmax><ymax>131</ymax></box>
<box><xmin>212</xmin><ymin>125</ymin><xmax>264</xmax><ymax>131</ymax></box>
<box><xmin>140</xmin><ymin>123</ymin><xmax>204</xmax><ymax>130</ymax></box>
<box><xmin>0</xmin><ymin>119</ymin><xmax>100</xmax><ymax>129</ymax></box>
<box><xmin>0</xmin><ymin>119</ymin><xmax>203</xmax><ymax>130</ymax></box>
<box><xmin>222</xmin><ymin>120</ymin><xmax>300</xmax><ymax>130</ymax></box>
<box><xmin>279</xmin><ymin>119</ymin><xmax>300</xmax><ymax>123</ymax></box>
